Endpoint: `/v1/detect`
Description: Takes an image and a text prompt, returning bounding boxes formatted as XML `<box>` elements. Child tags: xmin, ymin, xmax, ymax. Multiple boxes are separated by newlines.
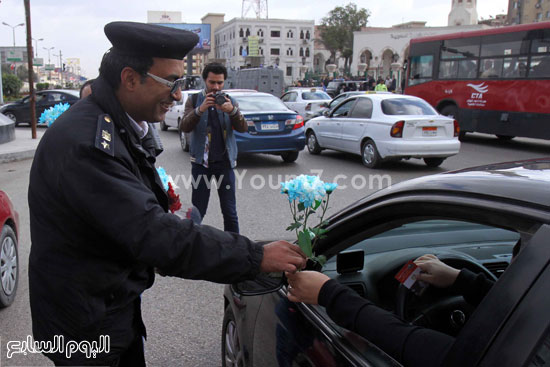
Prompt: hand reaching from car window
<box><xmin>414</xmin><ymin>254</ymin><xmax>460</xmax><ymax>288</ymax></box>
<box><xmin>286</xmin><ymin>271</ymin><xmax>330</xmax><ymax>304</ymax></box>
<box><xmin>260</xmin><ymin>241</ymin><xmax>307</xmax><ymax>273</ymax></box>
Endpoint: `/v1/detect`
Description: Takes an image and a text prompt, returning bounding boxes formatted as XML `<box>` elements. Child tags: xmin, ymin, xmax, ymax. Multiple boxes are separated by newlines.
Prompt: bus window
<box><xmin>439</xmin><ymin>60</ymin><xmax>458</xmax><ymax>79</ymax></box>
<box><xmin>457</xmin><ymin>59</ymin><xmax>478</xmax><ymax>78</ymax></box>
<box><xmin>481</xmin><ymin>33</ymin><xmax>529</xmax><ymax>57</ymax></box>
<box><xmin>409</xmin><ymin>55</ymin><xmax>433</xmax><ymax>85</ymax></box>
<box><xmin>503</xmin><ymin>57</ymin><xmax>528</xmax><ymax>77</ymax></box>
<box><xmin>480</xmin><ymin>59</ymin><xmax>503</xmax><ymax>78</ymax></box>
<box><xmin>441</xmin><ymin>38</ymin><xmax>480</xmax><ymax>59</ymax></box>
<box><xmin>529</xmin><ymin>56</ymin><xmax>550</xmax><ymax>78</ymax></box>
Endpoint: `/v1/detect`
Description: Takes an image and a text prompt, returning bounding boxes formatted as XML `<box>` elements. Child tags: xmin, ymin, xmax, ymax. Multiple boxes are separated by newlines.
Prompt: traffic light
<box><xmin>63</xmin><ymin>63</ymin><xmax>66</xmax><ymax>72</ymax></box>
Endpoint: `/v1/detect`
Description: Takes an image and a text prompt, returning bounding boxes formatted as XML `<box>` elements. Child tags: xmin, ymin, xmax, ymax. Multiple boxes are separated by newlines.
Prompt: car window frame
<box><xmin>330</xmin><ymin>98</ymin><xmax>357</xmax><ymax>118</ymax></box>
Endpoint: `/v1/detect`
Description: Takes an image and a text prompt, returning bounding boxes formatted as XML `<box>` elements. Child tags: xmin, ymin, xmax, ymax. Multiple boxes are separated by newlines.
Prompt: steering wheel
<box><xmin>395</xmin><ymin>255</ymin><xmax>495</xmax><ymax>337</ymax></box>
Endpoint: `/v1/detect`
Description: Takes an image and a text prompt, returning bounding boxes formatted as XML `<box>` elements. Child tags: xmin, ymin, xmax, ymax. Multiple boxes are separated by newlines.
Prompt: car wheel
<box><xmin>222</xmin><ymin>306</ymin><xmax>243</xmax><ymax>367</ymax></box>
<box><xmin>180</xmin><ymin>130</ymin><xmax>189</xmax><ymax>152</ymax></box>
<box><xmin>361</xmin><ymin>139</ymin><xmax>381</xmax><ymax>168</ymax></box>
<box><xmin>160</xmin><ymin>120</ymin><xmax>168</xmax><ymax>131</ymax></box>
<box><xmin>306</xmin><ymin>131</ymin><xmax>322</xmax><ymax>154</ymax></box>
<box><xmin>424</xmin><ymin>157</ymin><xmax>445</xmax><ymax>167</ymax></box>
<box><xmin>496</xmin><ymin>134</ymin><xmax>515</xmax><ymax>141</ymax></box>
<box><xmin>0</xmin><ymin>225</ymin><xmax>18</xmax><ymax>308</ymax></box>
<box><xmin>281</xmin><ymin>151</ymin><xmax>299</xmax><ymax>163</ymax></box>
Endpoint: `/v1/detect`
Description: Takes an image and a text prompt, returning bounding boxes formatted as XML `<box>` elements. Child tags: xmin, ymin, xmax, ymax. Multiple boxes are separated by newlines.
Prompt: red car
<box><xmin>0</xmin><ymin>190</ymin><xmax>19</xmax><ymax>308</ymax></box>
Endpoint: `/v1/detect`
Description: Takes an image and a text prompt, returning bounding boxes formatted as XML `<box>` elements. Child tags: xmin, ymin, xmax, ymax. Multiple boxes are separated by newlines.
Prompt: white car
<box><xmin>160</xmin><ymin>90</ymin><xmax>200</xmax><ymax>131</ymax></box>
<box><xmin>304</xmin><ymin>94</ymin><xmax>460</xmax><ymax>168</ymax></box>
<box><xmin>280</xmin><ymin>88</ymin><xmax>331</xmax><ymax>121</ymax></box>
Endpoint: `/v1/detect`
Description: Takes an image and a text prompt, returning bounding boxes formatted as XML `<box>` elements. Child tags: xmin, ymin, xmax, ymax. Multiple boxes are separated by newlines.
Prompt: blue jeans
<box><xmin>191</xmin><ymin>163</ymin><xmax>239</xmax><ymax>233</ymax></box>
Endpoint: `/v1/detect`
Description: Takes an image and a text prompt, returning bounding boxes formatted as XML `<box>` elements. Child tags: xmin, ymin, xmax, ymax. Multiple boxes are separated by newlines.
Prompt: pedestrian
<box><xmin>179</xmin><ymin>63</ymin><xmax>246</xmax><ymax>233</ymax></box>
<box><xmin>390</xmin><ymin>77</ymin><xmax>397</xmax><ymax>92</ymax></box>
<box><xmin>375</xmin><ymin>78</ymin><xmax>388</xmax><ymax>91</ymax></box>
<box><xmin>28</xmin><ymin>21</ymin><xmax>306</xmax><ymax>367</ymax></box>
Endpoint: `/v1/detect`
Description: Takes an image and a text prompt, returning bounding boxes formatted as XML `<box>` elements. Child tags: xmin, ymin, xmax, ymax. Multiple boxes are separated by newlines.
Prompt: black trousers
<box><xmin>113</xmin><ymin>333</ymin><xmax>145</xmax><ymax>367</ymax></box>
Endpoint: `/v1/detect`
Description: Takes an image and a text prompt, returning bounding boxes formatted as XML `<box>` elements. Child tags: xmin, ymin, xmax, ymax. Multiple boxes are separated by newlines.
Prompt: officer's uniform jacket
<box><xmin>28</xmin><ymin>76</ymin><xmax>263</xmax><ymax>364</ymax></box>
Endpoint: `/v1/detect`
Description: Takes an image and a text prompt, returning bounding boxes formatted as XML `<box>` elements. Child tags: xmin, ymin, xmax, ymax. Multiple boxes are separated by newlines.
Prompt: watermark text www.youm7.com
<box><xmin>4</xmin><ymin>335</ymin><xmax>110</xmax><ymax>359</ymax></box>
<box><xmin>169</xmin><ymin>169</ymin><xmax>392</xmax><ymax>191</ymax></box>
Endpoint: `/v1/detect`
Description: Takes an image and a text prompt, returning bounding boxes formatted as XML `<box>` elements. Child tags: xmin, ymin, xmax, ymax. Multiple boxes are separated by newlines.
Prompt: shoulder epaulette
<box><xmin>95</xmin><ymin>114</ymin><xmax>115</xmax><ymax>156</ymax></box>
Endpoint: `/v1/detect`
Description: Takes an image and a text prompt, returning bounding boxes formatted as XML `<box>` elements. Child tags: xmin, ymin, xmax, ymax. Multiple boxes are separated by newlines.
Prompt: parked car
<box><xmin>0</xmin><ymin>190</ymin><xmax>19</xmax><ymax>308</ymax></box>
<box><xmin>305</xmin><ymin>91</ymin><xmax>368</xmax><ymax>120</ymax></box>
<box><xmin>325</xmin><ymin>80</ymin><xmax>363</xmax><ymax>97</ymax></box>
<box><xmin>305</xmin><ymin>94</ymin><xmax>460</xmax><ymax>168</ymax></box>
<box><xmin>0</xmin><ymin>90</ymin><xmax>79</xmax><ymax>126</ymax></box>
<box><xmin>280</xmin><ymin>88</ymin><xmax>331</xmax><ymax>121</ymax></box>
<box><xmin>160</xmin><ymin>90</ymin><xmax>200</xmax><ymax>131</ymax></box>
<box><xmin>180</xmin><ymin>91</ymin><xmax>305</xmax><ymax>162</ymax></box>
<box><xmin>224</xmin><ymin>158</ymin><xmax>550</xmax><ymax>367</ymax></box>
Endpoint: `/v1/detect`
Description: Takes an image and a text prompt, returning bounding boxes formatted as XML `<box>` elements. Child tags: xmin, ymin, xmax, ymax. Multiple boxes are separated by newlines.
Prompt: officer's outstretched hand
<box><xmin>260</xmin><ymin>241</ymin><xmax>307</xmax><ymax>273</ymax></box>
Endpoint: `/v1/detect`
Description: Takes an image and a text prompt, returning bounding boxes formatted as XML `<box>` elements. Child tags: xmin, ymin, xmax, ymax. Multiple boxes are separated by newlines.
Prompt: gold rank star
<box><xmin>102</xmin><ymin>130</ymin><xmax>112</xmax><ymax>142</ymax></box>
<box><xmin>104</xmin><ymin>116</ymin><xmax>112</xmax><ymax>123</ymax></box>
<box><xmin>101</xmin><ymin>141</ymin><xmax>110</xmax><ymax>150</ymax></box>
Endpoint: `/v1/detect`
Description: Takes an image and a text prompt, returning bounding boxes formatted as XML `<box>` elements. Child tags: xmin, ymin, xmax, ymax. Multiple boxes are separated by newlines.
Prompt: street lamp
<box><xmin>2</xmin><ymin>22</ymin><xmax>25</xmax><ymax>47</ymax></box>
<box><xmin>43</xmin><ymin>46</ymin><xmax>54</xmax><ymax>64</ymax></box>
<box><xmin>32</xmin><ymin>37</ymin><xmax>43</xmax><ymax>58</ymax></box>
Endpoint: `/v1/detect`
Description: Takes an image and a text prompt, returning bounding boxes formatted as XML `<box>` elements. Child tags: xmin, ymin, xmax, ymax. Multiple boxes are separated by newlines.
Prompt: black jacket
<box><xmin>28</xmin><ymin>76</ymin><xmax>263</xmax><ymax>365</ymax></box>
<box><xmin>318</xmin><ymin>270</ymin><xmax>494</xmax><ymax>366</ymax></box>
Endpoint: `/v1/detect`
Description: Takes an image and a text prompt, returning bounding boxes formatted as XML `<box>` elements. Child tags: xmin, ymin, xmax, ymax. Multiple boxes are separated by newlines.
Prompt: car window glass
<box><xmin>350</xmin><ymin>98</ymin><xmax>373</xmax><ymax>118</ymax></box>
<box><xmin>332</xmin><ymin>99</ymin><xmax>355</xmax><ymax>117</ymax></box>
<box><xmin>233</xmin><ymin>95</ymin><xmax>289</xmax><ymax>111</ymax></box>
<box><xmin>281</xmin><ymin>93</ymin><xmax>290</xmax><ymax>102</ymax></box>
<box><xmin>381</xmin><ymin>98</ymin><xmax>437</xmax><ymax>115</ymax></box>
<box><xmin>287</xmin><ymin>92</ymin><xmax>297</xmax><ymax>102</ymax></box>
<box><xmin>302</xmin><ymin>92</ymin><xmax>331</xmax><ymax>101</ymax></box>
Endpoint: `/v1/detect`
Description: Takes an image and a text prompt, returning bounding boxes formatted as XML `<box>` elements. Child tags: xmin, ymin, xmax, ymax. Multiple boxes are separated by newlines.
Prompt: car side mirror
<box><xmin>323</xmin><ymin>110</ymin><xmax>330</xmax><ymax>117</ymax></box>
<box><xmin>231</xmin><ymin>272</ymin><xmax>285</xmax><ymax>296</ymax></box>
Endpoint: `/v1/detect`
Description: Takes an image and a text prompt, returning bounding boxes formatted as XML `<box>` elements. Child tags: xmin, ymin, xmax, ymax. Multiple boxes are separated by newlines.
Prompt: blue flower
<box><xmin>281</xmin><ymin>174</ymin><xmax>328</xmax><ymax>208</ymax></box>
<box><xmin>38</xmin><ymin>103</ymin><xmax>70</xmax><ymax>127</ymax></box>
<box><xmin>324</xmin><ymin>182</ymin><xmax>338</xmax><ymax>194</ymax></box>
<box><xmin>156</xmin><ymin>166</ymin><xmax>172</xmax><ymax>192</ymax></box>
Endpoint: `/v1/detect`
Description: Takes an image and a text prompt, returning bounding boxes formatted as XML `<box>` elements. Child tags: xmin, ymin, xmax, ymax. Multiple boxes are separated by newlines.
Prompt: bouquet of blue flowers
<box><xmin>38</xmin><ymin>102</ymin><xmax>71</xmax><ymax>127</ymax></box>
<box><xmin>280</xmin><ymin>175</ymin><xmax>338</xmax><ymax>267</ymax></box>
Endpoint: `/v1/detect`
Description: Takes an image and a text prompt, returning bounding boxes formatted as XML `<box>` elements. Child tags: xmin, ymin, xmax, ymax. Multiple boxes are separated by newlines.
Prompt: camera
<box><xmin>213</xmin><ymin>91</ymin><xmax>228</xmax><ymax>105</ymax></box>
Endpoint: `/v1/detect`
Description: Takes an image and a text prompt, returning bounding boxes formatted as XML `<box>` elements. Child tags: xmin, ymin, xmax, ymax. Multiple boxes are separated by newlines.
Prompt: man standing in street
<box><xmin>28</xmin><ymin>22</ymin><xmax>305</xmax><ymax>367</ymax></box>
<box><xmin>180</xmin><ymin>63</ymin><xmax>245</xmax><ymax>233</ymax></box>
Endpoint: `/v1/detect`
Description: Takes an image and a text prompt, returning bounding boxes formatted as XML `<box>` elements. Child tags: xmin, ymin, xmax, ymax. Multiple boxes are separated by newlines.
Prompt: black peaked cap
<box><xmin>104</xmin><ymin>21</ymin><xmax>199</xmax><ymax>59</ymax></box>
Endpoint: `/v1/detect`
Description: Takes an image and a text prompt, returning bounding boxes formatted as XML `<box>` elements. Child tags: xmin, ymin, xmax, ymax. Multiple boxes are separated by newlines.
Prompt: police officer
<box><xmin>28</xmin><ymin>22</ymin><xmax>306</xmax><ymax>366</ymax></box>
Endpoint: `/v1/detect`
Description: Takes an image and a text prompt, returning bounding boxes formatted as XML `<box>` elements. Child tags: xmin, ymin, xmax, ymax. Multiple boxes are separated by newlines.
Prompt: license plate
<box><xmin>261</xmin><ymin>123</ymin><xmax>279</xmax><ymax>131</ymax></box>
<box><xmin>422</xmin><ymin>126</ymin><xmax>437</xmax><ymax>136</ymax></box>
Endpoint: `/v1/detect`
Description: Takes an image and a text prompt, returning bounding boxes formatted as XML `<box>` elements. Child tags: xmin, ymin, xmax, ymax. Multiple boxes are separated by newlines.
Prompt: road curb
<box><xmin>0</xmin><ymin>149</ymin><xmax>36</xmax><ymax>163</ymax></box>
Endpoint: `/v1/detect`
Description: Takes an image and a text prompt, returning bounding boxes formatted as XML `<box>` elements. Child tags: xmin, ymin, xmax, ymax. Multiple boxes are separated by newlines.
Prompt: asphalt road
<box><xmin>0</xmin><ymin>126</ymin><xmax>548</xmax><ymax>366</ymax></box>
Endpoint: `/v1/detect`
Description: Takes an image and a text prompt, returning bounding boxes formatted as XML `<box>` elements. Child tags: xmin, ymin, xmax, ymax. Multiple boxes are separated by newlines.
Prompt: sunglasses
<box><xmin>146</xmin><ymin>72</ymin><xmax>186</xmax><ymax>95</ymax></box>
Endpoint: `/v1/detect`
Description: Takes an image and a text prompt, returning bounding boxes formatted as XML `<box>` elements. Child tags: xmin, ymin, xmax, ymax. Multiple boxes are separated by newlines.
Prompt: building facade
<box><xmin>508</xmin><ymin>0</ymin><xmax>550</xmax><ymax>24</ymax></box>
<box><xmin>214</xmin><ymin>18</ymin><xmax>315</xmax><ymax>85</ymax></box>
<box><xmin>448</xmin><ymin>0</ymin><xmax>479</xmax><ymax>26</ymax></box>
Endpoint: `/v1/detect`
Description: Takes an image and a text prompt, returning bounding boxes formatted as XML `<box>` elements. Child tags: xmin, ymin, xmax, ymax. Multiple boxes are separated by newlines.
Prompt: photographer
<box><xmin>180</xmin><ymin>63</ymin><xmax>247</xmax><ymax>233</ymax></box>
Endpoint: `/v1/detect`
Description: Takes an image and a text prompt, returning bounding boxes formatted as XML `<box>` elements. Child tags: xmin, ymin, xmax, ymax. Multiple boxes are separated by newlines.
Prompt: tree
<box><xmin>319</xmin><ymin>3</ymin><xmax>370</xmax><ymax>73</ymax></box>
<box><xmin>2</xmin><ymin>73</ymin><xmax>23</xmax><ymax>97</ymax></box>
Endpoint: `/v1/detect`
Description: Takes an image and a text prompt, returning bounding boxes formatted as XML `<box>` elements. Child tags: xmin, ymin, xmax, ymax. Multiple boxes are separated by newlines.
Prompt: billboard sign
<box><xmin>33</xmin><ymin>58</ymin><xmax>44</xmax><ymax>66</ymax></box>
<box><xmin>248</xmin><ymin>36</ymin><xmax>259</xmax><ymax>57</ymax></box>
<box><xmin>6</xmin><ymin>50</ymin><xmax>23</xmax><ymax>62</ymax></box>
<box><xmin>154</xmin><ymin>23</ymin><xmax>211</xmax><ymax>52</ymax></box>
<box><xmin>45</xmin><ymin>64</ymin><xmax>55</xmax><ymax>71</ymax></box>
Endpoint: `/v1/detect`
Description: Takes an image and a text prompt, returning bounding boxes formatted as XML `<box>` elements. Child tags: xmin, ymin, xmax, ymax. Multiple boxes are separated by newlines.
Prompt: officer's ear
<box><xmin>120</xmin><ymin>67</ymin><xmax>141</xmax><ymax>92</ymax></box>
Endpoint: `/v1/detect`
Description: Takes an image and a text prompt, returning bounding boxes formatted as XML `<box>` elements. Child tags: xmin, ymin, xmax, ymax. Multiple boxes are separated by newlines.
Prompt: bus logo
<box><xmin>467</xmin><ymin>83</ymin><xmax>489</xmax><ymax>94</ymax></box>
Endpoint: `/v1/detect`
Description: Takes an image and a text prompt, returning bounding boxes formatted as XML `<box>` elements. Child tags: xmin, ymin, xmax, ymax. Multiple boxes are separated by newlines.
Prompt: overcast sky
<box><xmin>0</xmin><ymin>0</ymin><xmax>508</xmax><ymax>78</ymax></box>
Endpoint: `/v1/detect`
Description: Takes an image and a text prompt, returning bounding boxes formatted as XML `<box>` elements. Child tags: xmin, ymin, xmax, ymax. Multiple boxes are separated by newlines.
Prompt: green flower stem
<box><xmin>312</xmin><ymin>193</ymin><xmax>331</xmax><ymax>251</ymax></box>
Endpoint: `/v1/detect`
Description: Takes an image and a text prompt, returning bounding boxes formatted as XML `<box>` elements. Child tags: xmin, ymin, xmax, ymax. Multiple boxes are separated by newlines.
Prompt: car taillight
<box><xmin>390</xmin><ymin>120</ymin><xmax>405</xmax><ymax>138</ymax></box>
<box><xmin>286</xmin><ymin>115</ymin><xmax>304</xmax><ymax>130</ymax></box>
<box><xmin>305</xmin><ymin>103</ymin><xmax>311</xmax><ymax>111</ymax></box>
<box><xmin>453</xmin><ymin>119</ymin><xmax>460</xmax><ymax>137</ymax></box>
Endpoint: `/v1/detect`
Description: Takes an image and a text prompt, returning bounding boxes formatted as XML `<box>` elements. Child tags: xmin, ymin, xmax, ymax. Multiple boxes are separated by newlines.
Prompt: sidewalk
<box><xmin>0</xmin><ymin>128</ymin><xmax>45</xmax><ymax>163</ymax></box>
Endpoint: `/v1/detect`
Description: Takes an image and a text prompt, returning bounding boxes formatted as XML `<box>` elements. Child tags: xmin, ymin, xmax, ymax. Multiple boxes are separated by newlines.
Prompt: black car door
<box><xmin>252</xmin><ymin>288</ymin><xmax>399</xmax><ymax>366</ymax></box>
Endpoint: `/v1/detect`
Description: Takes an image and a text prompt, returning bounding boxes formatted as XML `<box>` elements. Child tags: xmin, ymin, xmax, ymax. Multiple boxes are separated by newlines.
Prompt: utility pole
<box><xmin>53</xmin><ymin>50</ymin><xmax>63</xmax><ymax>87</ymax></box>
<box><xmin>24</xmin><ymin>0</ymin><xmax>37</xmax><ymax>139</ymax></box>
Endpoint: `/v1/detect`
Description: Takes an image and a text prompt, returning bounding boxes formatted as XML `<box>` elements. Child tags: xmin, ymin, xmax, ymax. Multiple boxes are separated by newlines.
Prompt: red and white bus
<box><xmin>404</xmin><ymin>22</ymin><xmax>550</xmax><ymax>140</ymax></box>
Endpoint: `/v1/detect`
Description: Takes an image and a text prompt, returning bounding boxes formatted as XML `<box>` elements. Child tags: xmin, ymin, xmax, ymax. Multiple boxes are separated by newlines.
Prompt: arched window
<box><xmin>305</xmin><ymin>30</ymin><xmax>310</xmax><ymax>39</ymax></box>
<box><xmin>257</xmin><ymin>29</ymin><xmax>264</xmax><ymax>37</ymax></box>
<box><xmin>239</xmin><ymin>28</ymin><xmax>244</xmax><ymax>37</ymax></box>
<box><xmin>300</xmin><ymin>30</ymin><xmax>304</xmax><ymax>39</ymax></box>
<box><xmin>239</xmin><ymin>46</ymin><xmax>243</xmax><ymax>56</ymax></box>
<box><xmin>245</xmin><ymin>28</ymin><xmax>250</xmax><ymax>37</ymax></box>
<box><xmin>299</xmin><ymin>47</ymin><xmax>304</xmax><ymax>57</ymax></box>
<box><xmin>305</xmin><ymin>48</ymin><xmax>310</xmax><ymax>57</ymax></box>
<box><xmin>259</xmin><ymin>47</ymin><xmax>264</xmax><ymax>55</ymax></box>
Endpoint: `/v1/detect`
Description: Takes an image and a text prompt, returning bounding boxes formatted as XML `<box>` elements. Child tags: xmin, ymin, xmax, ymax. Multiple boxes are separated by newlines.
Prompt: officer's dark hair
<box><xmin>202</xmin><ymin>63</ymin><xmax>227</xmax><ymax>80</ymax></box>
<box><xmin>99</xmin><ymin>49</ymin><xmax>154</xmax><ymax>90</ymax></box>
<box><xmin>79</xmin><ymin>79</ymin><xmax>95</xmax><ymax>98</ymax></box>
